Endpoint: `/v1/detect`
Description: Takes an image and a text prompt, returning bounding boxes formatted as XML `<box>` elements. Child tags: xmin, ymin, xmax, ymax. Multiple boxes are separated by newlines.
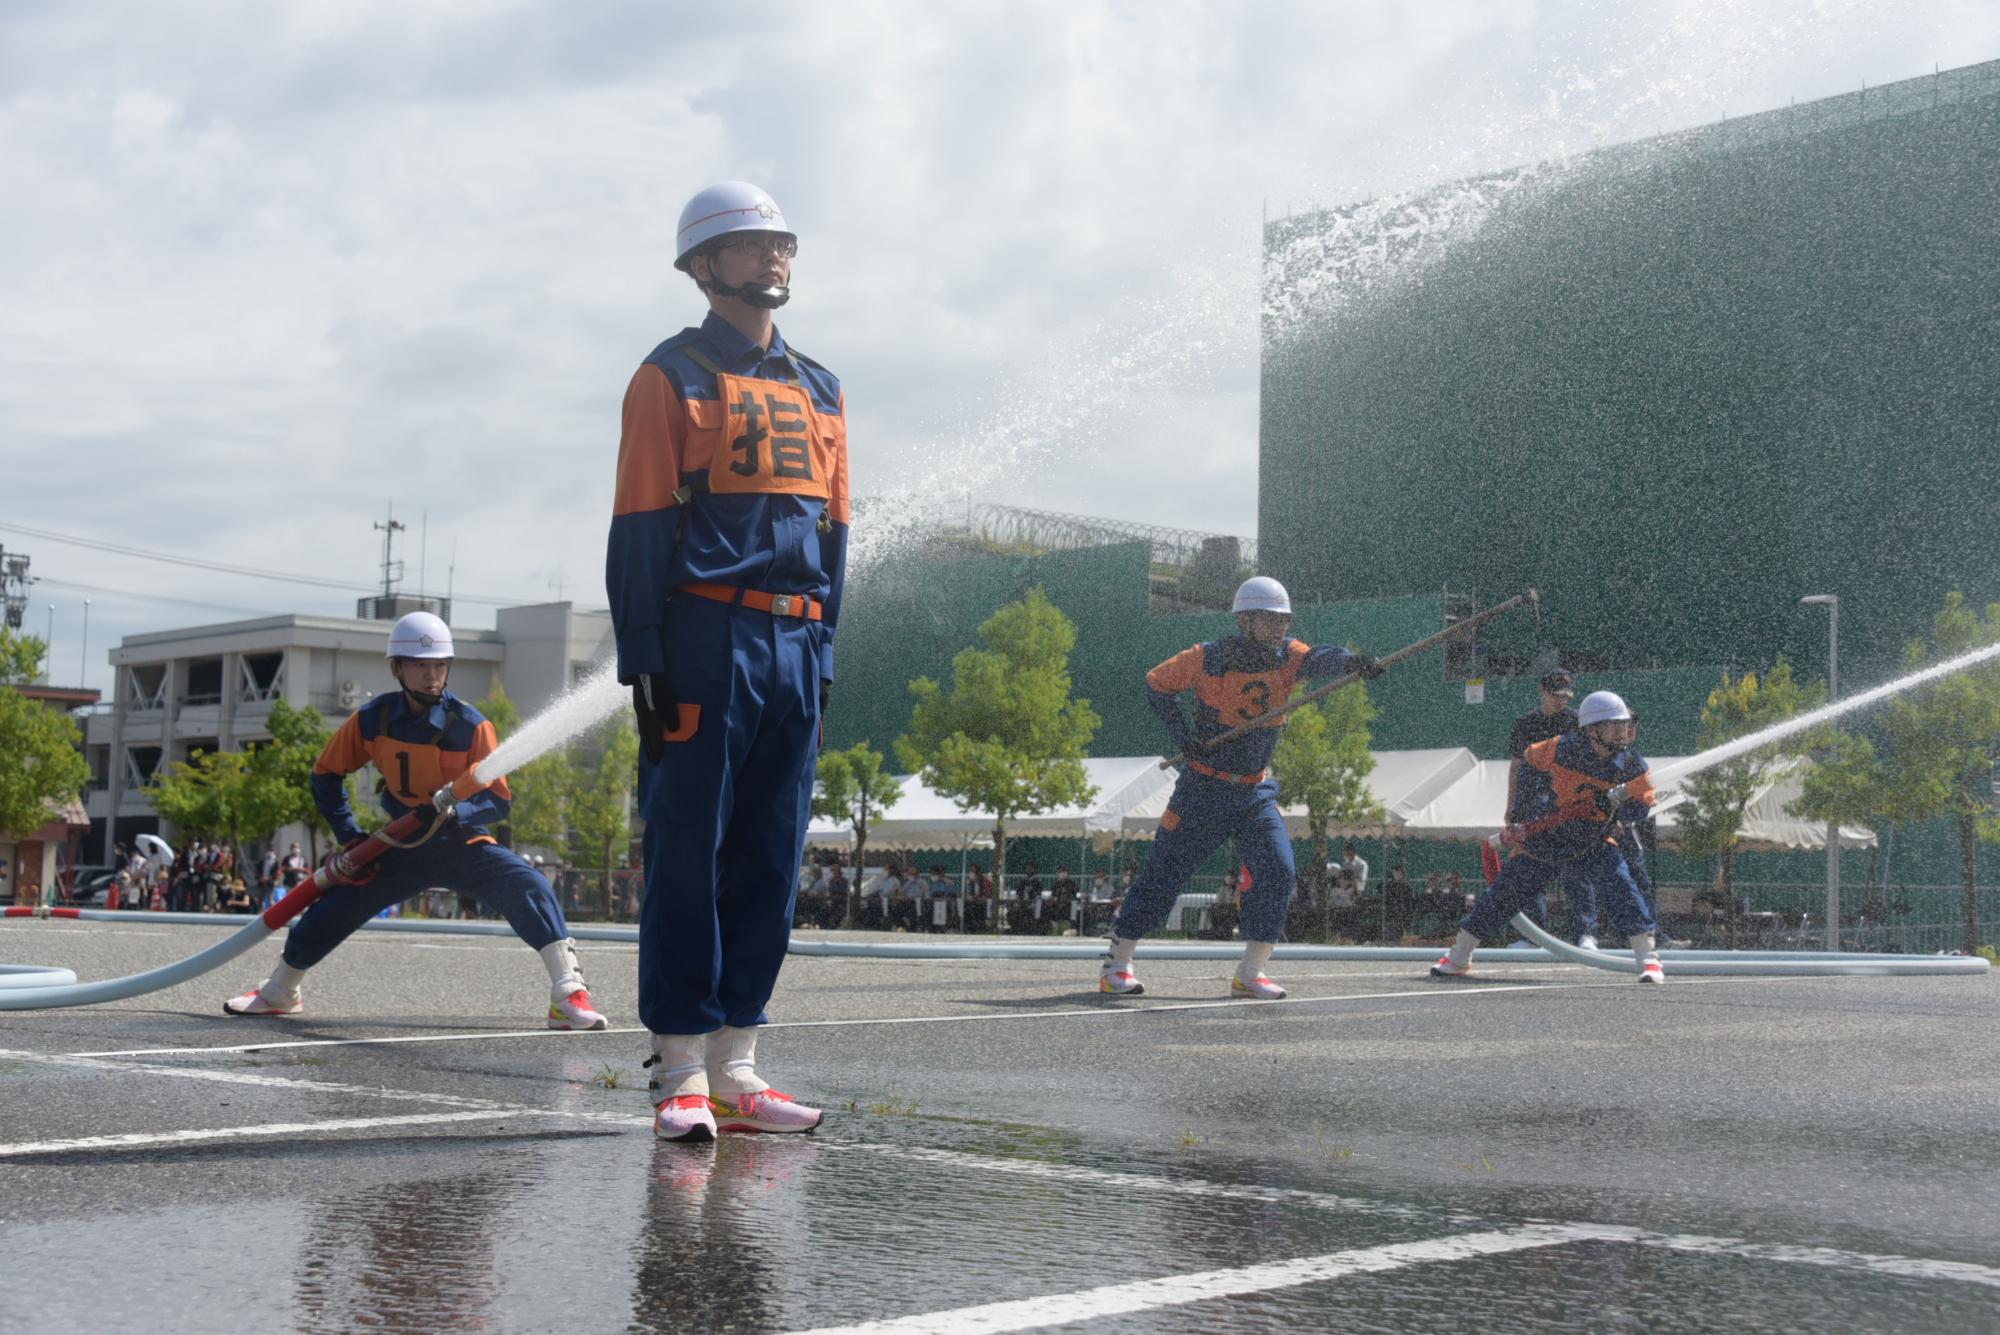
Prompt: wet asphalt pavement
<box><xmin>2</xmin><ymin>918</ymin><xmax>1997</xmax><ymax>1333</ymax></box>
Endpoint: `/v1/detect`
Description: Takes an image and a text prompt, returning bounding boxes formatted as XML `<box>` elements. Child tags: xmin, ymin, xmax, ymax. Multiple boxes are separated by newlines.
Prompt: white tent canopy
<box><xmin>809</xmin><ymin>751</ymin><xmax>1873</xmax><ymax>854</ymax></box>
<box><xmin>1395</xmin><ymin>756</ymin><xmax>1875</xmax><ymax>851</ymax></box>
<box><xmin>1117</xmin><ymin>748</ymin><xmax>1481</xmax><ymax>839</ymax></box>
<box><xmin>805</xmin><ymin>756</ymin><xmax>1180</xmax><ymax>852</ymax></box>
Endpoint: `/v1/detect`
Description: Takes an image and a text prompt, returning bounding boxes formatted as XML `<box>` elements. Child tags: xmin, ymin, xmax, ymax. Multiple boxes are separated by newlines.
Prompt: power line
<box><xmin>0</xmin><ymin>520</ymin><xmax>527</xmax><ymax>606</ymax></box>
<box><xmin>33</xmin><ymin>576</ymin><xmax>289</xmax><ymax>619</ymax></box>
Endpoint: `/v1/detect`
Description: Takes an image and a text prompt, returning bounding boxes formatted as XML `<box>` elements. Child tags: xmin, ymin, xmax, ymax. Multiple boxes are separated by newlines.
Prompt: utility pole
<box><xmin>0</xmin><ymin>547</ymin><xmax>30</xmax><ymax>632</ymax></box>
<box><xmin>1802</xmin><ymin>594</ymin><xmax>1840</xmax><ymax>950</ymax></box>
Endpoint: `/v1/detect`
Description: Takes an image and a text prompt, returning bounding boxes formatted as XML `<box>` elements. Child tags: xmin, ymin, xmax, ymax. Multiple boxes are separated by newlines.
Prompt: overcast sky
<box><xmin>5</xmin><ymin>0</ymin><xmax>1994</xmax><ymax>692</ymax></box>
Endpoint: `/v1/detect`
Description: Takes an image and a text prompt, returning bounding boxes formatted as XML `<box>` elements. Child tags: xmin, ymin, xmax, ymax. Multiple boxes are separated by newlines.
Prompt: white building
<box><xmin>84</xmin><ymin>602</ymin><xmax>612</xmax><ymax>855</ymax></box>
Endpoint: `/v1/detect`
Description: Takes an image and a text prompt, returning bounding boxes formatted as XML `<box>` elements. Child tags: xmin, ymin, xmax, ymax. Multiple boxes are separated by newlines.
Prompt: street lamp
<box><xmin>1802</xmin><ymin>594</ymin><xmax>1839</xmax><ymax>950</ymax></box>
<box><xmin>80</xmin><ymin>599</ymin><xmax>90</xmax><ymax>692</ymax></box>
<box><xmin>44</xmin><ymin>603</ymin><xmax>54</xmax><ymax>684</ymax></box>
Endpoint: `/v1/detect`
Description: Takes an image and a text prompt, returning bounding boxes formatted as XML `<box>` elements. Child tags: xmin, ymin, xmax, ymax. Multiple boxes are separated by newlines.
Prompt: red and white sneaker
<box><xmin>1638</xmin><ymin>960</ymin><xmax>1666</xmax><ymax>985</ymax></box>
<box><xmin>1231</xmin><ymin>973</ymin><xmax>1287</xmax><ymax>1000</ymax></box>
<box><xmin>1429</xmin><ymin>957</ymin><xmax>1475</xmax><ymax>980</ymax></box>
<box><xmin>222</xmin><ymin>983</ymin><xmax>302</xmax><ymax>1016</ymax></box>
<box><xmin>1098</xmin><ymin>959</ymin><xmax>1144</xmax><ymax>995</ymax></box>
<box><xmin>548</xmin><ymin>987</ymin><xmax>609</xmax><ymax>1031</ymax></box>
<box><xmin>654</xmin><ymin>1094</ymin><xmax>717</xmax><ymax>1143</ymax></box>
<box><xmin>708</xmin><ymin>1088</ymin><xmax>824</xmax><ymax>1134</ymax></box>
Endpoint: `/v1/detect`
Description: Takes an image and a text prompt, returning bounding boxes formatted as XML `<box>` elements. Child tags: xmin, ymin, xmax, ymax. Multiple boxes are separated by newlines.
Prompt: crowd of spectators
<box><xmin>790</xmin><ymin>854</ymin><xmax>1132</xmax><ymax>934</ymax></box>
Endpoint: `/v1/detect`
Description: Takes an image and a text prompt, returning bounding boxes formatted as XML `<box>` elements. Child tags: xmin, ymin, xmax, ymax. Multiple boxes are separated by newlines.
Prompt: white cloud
<box><xmin>2</xmin><ymin>0</ymin><xmax>1995</xmax><ymax>690</ymax></box>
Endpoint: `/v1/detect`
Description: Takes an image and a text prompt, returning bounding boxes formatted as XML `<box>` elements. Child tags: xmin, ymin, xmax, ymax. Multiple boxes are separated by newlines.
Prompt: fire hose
<box><xmin>0</xmin><ymin>806</ymin><xmax>447</xmax><ymax>1010</ymax></box>
<box><xmin>1480</xmin><ymin>800</ymin><xmax>1989</xmax><ymax>976</ymax></box>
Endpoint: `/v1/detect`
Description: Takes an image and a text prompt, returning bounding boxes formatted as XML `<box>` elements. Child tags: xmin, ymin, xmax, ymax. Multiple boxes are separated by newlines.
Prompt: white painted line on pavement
<box><xmin>1627</xmin><ymin>1229</ymin><xmax>2000</xmax><ymax>1290</ymax></box>
<box><xmin>783</xmin><ymin>1224</ymin><xmax>1609</xmax><ymax>1334</ymax></box>
<box><xmin>838</xmin><ymin>1143</ymin><xmax>2000</xmax><ymax>1291</ymax></box>
<box><xmin>0</xmin><ymin>1046</ymin><xmax>521</xmax><ymax>1109</ymax></box>
<box><xmin>62</xmin><ymin>978</ymin><xmax>1632</xmax><ymax>1058</ymax></box>
<box><xmin>837</xmin><ymin>1141</ymin><xmax>1472</xmax><ymax>1225</ymax></box>
<box><xmin>0</xmin><ymin>1109</ymin><xmax>577</xmax><ymax>1157</ymax></box>
<box><xmin>64</xmin><ymin>1027</ymin><xmax>652</xmax><ymax>1058</ymax></box>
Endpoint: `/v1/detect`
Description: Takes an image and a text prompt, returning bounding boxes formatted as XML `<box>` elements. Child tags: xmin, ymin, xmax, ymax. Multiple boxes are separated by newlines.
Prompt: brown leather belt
<box><xmin>679</xmin><ymin>582</ymin><xmax>823</xmax><ymax>621</ymax></box>
<box><xmin>1188</xmin><ymin>759</ymin><xmax>1268</xmax><ymax>785</ymax></box>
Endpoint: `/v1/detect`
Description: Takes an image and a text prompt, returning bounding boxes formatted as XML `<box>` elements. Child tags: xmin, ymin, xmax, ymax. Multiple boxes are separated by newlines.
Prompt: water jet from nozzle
<box><xmin>472</xmin><ymin>660</ymin><xmax>630</xmax><ymax>786</ymax></box>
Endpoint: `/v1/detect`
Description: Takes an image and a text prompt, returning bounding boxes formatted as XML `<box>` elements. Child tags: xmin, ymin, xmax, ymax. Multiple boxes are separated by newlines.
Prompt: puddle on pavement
<box><xmin>4</xmin><ymin>1113</ymin><xmax>1996</xmax><ymax>1333</ymax></box>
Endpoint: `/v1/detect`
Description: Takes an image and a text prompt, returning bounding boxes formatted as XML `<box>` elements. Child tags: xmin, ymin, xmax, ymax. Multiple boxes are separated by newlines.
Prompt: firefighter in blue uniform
<box><xmin>223</xmin><ymin>612</ymin><xmax>607</xmax><ymax>1028</ymax></box>
<box><xmin>1098</xmin><ymin>577</ymin><xmax>1378</xmax><ymax>1000</ymax></box>
<box><xmin>607</xmin><ymin>181</ymin><xmax>848</xmax><ymax>1143</ymax></box>
<box><xmin>1432</xmin><ymin>690</ymin><xmax>1665</xmax><ymax>983</ymax></box>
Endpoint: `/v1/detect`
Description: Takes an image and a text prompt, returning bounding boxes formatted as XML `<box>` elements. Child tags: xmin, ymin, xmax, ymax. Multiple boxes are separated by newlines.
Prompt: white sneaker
<box><xmin>709</xmin><ymin>1088</ymin><xmax>824</xmax><ymax>1134</ymax></box>
<box><xmin>1098</xmin><ymin>958</ymin><xmax>1143</xmax><ymax>995</ymax></box>
<box><xmin>1231</xmin><ymin>972</ymin><xmax>1286</xmax><ymax>1000</ymax></box>
<box><xmin>548</xmin><ymin>987</ymin><xmax>609</xmax><ymax>1031</ymax></box>
<box><xmin>223</xmin><ymin>982</ymin><xmax>302</xmax><ymax>1016</ymax></box>
<box><xmin>1429</xmin><ymin>956</ymin><xmax>1475</xmax><ymax>979</ymax></box>
<box><xmin>654</xmin><ymin>1094</ymin><xmax>718</xmax><ymax>1143</ymax></box>
<box><xmin>1638</xmin><ymin>960</ymin><xmax>1665</xmax><ymax>984</ymax></box>
<box><xmin>1577</xmin><ymin>935</ymin><xmax>1599</xmax><ymax>952</ymax></box>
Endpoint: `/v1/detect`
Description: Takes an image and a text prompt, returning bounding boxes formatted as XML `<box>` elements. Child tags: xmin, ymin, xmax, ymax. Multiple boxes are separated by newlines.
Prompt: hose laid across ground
<box><xmin>0</xmin><ymin>810</ymin><xmax>432</xmax><ymax>1010</ymax></box>
<box><xmin>2</xmin><ymin>893</ymin><xmax>1987</xmax><ymax>1010</ymax></box>
<box><xmin>1508</xmin><ymin>912</ymin><xmax>1991</xmax><ymax>976</ymax></box>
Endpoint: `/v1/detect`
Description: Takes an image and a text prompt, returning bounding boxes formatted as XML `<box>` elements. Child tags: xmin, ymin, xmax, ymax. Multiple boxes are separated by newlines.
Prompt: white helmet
<box><xmin>386</xmin><ymin>611</ymin><xmax>454</xmax><ymax>660</ymax></box>
<box><xmin>673</xmin><ymin>181</ymin><xmax>795</xmax><ymax>272</ymax></box>
<box><xmin>1577</xmin><ymin>690</ymin><xmax>1633</xmax><ymax>727</ymax></box>
<box><xmin>1232</xmin><ymin>576</ymin><xmax>1292</xmax><ymax>615</ymax></box>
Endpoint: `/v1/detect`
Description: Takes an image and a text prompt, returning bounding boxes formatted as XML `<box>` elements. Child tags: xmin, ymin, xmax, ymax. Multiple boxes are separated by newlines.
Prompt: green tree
<box><xmin>1272</xmin><ymin>685</ymin><xmax>1383</xmax><ymax>930</ymax></box>
<box><xmin>813</xmin><ymin>741</ymin><xmax>903</xmax><ymax>926</ymax></box>
<box><xmin>1676</xmin><ymin>658</ymin><xmax>1822</xmax><ymax>902</ymax></box>
<box><xmin>897</xmin><ymin>587</ymin><xmax>1100</xmax><ymax>930</ymax></box>
<box><xmin>567</xmin><ymin>714</ymin><xmax>640</xmax><ymax>919</ymax></box>
<box><xmin>1796</xmin><ymin>593</ymin><xmax>2000</xmax><ymax>952</ymax></box>
<box><xmin>477</xmin><ymin>682</ymin><xmax>571</xmax><ymax>852</ymax></box>
<box><xmin>0</xmin><ymin>629</ymin><xmax>90</xmax><ymax>845</ymax></box>
<box><xmin>150</xmin><ymin>748</ymin><xmax>255</xmax><ymax>858</ymax></box>
<box><xmin>247</xmin><ymin>697</ymin><xmax>330</xmax><ymax>858</ymax></box>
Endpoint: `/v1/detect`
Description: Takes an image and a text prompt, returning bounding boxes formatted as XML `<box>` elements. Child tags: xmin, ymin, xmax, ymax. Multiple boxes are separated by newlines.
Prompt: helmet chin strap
<box><xmin>395</xmin><ymin>660</ymin><xmax>449</xmax><ymax>708</ymax></box>
<box><xmin>700</xmin><ymin>277</ymin><xmax>790</xmax><ymax>309</ymax></box>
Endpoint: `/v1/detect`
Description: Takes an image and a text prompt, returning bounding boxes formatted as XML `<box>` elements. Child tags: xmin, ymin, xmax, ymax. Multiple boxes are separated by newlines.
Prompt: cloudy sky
<box><xmin>4</xmin><ymin>0</ymin><xmax>1994</xmax><ymax>692</ymax></box>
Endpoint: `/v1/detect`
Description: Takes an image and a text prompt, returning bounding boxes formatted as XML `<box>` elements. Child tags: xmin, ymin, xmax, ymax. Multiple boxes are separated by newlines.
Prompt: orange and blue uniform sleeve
<box><xmin>1145</xmin><ymin>647</ymin><xmax>1204</xmax><ymax>754</ymax></box>
<box><xmin>607</xmin><ymin>363</ymin><xmax>686</xmax><ymax>682</ymax></box>
<box><xmin>311</xmin><ymin>713</ymin><xmax>374</xmax><ymax>845</ymax></box>
<box><xmin>1298</xmin><ymin>643</ymin><xmax>1360</xmax><ymax>680</ymax></box>
<box><xmin>818</xmin><ymin>389</ymin><xmax>850</xmax><ymax>684</ymax></box>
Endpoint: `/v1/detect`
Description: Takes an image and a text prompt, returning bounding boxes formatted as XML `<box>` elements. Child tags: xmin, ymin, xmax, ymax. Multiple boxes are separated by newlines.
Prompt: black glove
<box><xmin>1593</xmin><ymin>783</ymin><xmax>1626</xmax><ymax>819</ymax></box>
<box><xmin>818</xmin><ymin>680</ymin><xmax>831</xmax><ymax>753</ymax></box>
<box><xmin>632</xmin><ymin>674</ymin><xmax>680</xmax><ymax>765</ymax></box>
<box><xmin>1352</xmin><ymin>653</ymin><xmax>1385</xmax><ymax>680</ymax></box>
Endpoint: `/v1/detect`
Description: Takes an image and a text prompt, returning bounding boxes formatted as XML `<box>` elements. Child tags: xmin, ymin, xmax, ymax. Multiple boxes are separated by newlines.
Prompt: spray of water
<box><xmin>847</xmin><ymin>250</ymin><xmax>1259</xmax><ymax>577</ymax></box>
<box><xmin>1262</xmin><ymin>165</ymin><xmax>1553</xmax><ymax>339</ymax></box>
<box><xmin>472</xmin><ymin>659</ymin><xmax>629</xmax><ymax>784</ymax></box>
<box><xmin>1650</xmin><ymin>639</ymin><xmax>2000</xmax><ymax>792</ymax></box>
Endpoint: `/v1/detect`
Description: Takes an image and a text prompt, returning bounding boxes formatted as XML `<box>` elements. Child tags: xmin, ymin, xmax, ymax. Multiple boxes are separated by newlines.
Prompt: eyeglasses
<box><xmin>713</xmin><ymin>232</ymin><xmax>798</xmax><ymax>259</ymax></box>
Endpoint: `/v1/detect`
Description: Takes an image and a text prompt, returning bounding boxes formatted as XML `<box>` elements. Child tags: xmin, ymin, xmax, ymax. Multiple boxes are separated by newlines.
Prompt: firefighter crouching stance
<box><xmin>608</xmin><ymin>181</ymin><xmax>848</xmax><ymax>1142</ymax></box>
<box><xmin>1099</xmin><ymin>577</ymin><xmax>1380</xmax><ymax>1000</ymax></box>
<box><xmin>223</xmin><ymin>612</ymin><xmax>608</xmax><ymax>1028</ymax></box>
<box><xmin>1433</xmin><ymin>690</ymin><xmax>1665</xmax><ymax>984</ymax></box>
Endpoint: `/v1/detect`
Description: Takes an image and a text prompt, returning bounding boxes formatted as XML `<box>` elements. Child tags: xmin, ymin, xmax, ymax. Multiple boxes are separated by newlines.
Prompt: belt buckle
<box><xmin>769</xmin><ymin>594</ymin><xmax>796</xmax><ymax>617</ymax></box>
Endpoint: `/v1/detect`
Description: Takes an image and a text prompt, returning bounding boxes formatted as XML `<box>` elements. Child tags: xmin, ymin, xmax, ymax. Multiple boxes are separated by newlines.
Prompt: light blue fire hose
<box><xmin>0</xmin><ymin>904</ymin><xmax>1985</xmax><ymax>1011</ymax></box>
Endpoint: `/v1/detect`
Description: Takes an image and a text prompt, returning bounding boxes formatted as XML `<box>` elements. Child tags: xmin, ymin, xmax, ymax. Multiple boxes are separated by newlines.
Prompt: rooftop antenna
<box><xmin>373</xmin><ymin>503</ymin><xmax>406</xmax><ymax>602</ymax></box>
